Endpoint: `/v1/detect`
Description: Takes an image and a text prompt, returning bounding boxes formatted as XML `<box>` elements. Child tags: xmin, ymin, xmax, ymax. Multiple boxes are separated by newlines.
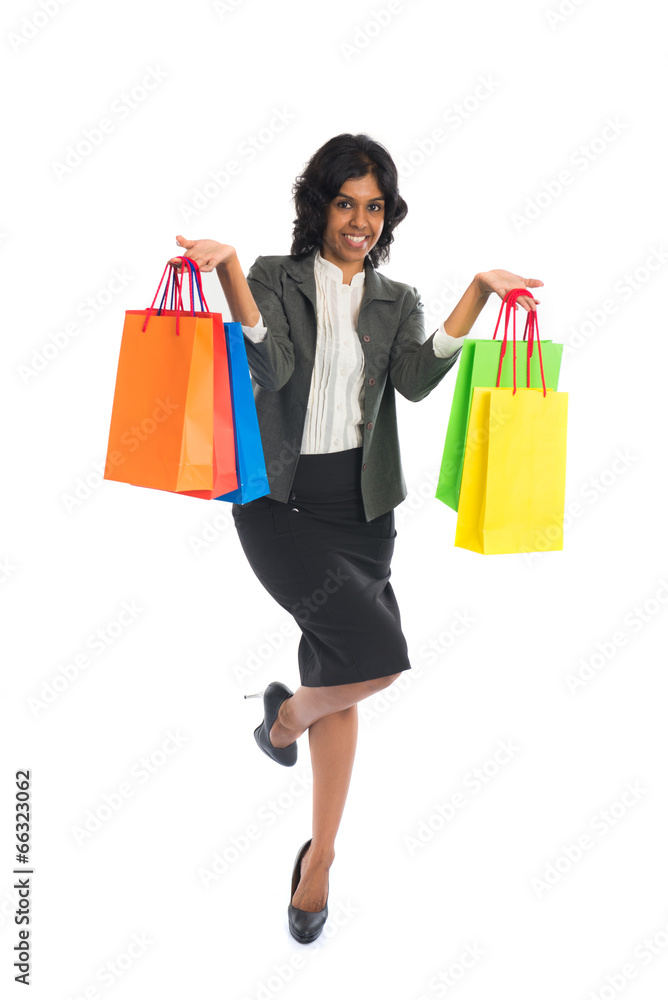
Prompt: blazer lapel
<box><xmin>282</xmin><ymin>248</ymin><xmax>319</xmax><ymax>315</ymax></box>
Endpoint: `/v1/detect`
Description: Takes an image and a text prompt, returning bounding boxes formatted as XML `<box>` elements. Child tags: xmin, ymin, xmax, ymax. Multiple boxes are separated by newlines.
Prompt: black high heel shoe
<box><xmin>244</xmin><ymin>682</ymin><xmax>297</xmax><ymax>766</ymax></box>
<box><xmin>287</xmin><ymin>839</ymin><xmax>329</xmax><ymax>944</ymax></box>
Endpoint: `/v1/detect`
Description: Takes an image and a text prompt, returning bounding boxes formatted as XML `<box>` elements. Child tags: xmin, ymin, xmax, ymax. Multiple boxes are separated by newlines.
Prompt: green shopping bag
<box><xmin>435</xmin><ymin>299</ymin><xmax>563</xmax><ymax>512</ymax></box>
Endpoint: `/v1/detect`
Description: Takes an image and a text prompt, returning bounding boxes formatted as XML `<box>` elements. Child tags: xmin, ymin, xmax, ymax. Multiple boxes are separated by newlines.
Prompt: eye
<box><xmin>336</xmin><ymin>201</ymin><xmax>383</xmax><ymax>210</ymax></box>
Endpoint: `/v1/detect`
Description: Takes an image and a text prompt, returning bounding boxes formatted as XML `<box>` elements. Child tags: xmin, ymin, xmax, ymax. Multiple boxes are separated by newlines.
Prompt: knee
<box><xmin>366</xmin><ymin>671</ymin><xmax>402</xmax><ymax>694</ymax></box>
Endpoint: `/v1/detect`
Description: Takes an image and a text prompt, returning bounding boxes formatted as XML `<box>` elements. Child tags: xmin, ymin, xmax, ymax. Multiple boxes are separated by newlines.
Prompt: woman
<box><xmin>168</xmin><ymin>133</ymin><xmax>541</xmax><ymax>944</ymax></box>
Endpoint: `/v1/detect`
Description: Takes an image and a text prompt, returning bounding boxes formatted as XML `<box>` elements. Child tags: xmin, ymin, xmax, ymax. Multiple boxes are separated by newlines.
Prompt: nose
<box><xmin>351</xmin><ymin>206</ymin><xmax>368</xmax><ymax>230</ymax></box>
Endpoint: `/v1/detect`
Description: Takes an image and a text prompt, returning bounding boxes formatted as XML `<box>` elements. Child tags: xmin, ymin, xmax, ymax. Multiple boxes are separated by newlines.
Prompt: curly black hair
<box><xmin>290</xmin><ymin>133</ymin><xmax>408</xmax><ymax>269</ymax></box>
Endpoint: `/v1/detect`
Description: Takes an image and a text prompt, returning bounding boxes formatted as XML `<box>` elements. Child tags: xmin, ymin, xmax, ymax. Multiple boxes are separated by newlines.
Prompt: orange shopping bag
<box><xmin>171</xmin><ymin>259</ymin><xmax>238</xmax><ymax>499</ymax></box>
<box><xmin>104</xmin><ymin>258</ymin><xmax>236</xmax><ymax>495</ymax></box>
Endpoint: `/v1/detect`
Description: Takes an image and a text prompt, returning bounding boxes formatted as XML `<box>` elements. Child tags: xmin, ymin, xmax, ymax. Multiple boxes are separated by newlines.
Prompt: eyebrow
<box><xmin>336</xmin><ymin>192</ymin><xmax>385</xmax><ymax>201</ymax></box>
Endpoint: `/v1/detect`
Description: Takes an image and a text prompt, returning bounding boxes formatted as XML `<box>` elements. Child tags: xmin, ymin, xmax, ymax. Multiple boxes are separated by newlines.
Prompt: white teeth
<box><xmin>345</xmin><ymin>235</ymin><xmax>367</xmax><ymax>243</ymax></box>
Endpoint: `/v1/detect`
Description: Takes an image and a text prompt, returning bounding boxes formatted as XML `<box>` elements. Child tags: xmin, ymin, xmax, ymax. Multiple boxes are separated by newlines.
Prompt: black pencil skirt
<box><xmin>231</xmin><ymin>445</ymin><xmax>411</xmax><ymax>687</ymax></box>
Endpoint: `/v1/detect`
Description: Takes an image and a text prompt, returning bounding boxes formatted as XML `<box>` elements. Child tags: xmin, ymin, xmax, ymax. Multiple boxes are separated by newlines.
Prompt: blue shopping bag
<box><xmin>214</xmin><ymin>319</ymin><xmax>270</xmax><ymax>504</ymax></box>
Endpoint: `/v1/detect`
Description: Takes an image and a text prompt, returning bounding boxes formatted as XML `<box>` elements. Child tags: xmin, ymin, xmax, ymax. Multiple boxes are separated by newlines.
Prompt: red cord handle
<box><xmin>141</xmin><ymin>257</ymin><xmax>209</xmax><ymax>336</ymax></box>
<box><xmin>167</xmin><ymin>256</ymin><xmax>211</xmax><ymax>315</ymax></box>
<box><xmin>492</xmin><ymin>288</ymin><xmax>546</xmax><ymax>397</ymax></box>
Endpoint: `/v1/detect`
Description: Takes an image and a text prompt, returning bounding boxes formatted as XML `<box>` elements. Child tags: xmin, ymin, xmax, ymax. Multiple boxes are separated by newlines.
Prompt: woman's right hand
<box><xmin>168</xmin><ymin>235</ymin><xmax>237</xmax><ymax>272</ymax></box>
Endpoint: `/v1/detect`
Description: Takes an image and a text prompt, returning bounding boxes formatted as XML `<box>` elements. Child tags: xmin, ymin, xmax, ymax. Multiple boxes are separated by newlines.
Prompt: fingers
<box><xmin>170</xmin><ymin>237</ymin><xmax>218</xmax><ymax>272</ymax></box>
<box><xmin>184</xmin><ymin>259</ymin><xmax>214</xmax><ymax>272</ymax></box>
<box><xmin>514</xmin><ymin>279</ymin><xmax>542</xmax><ymax>310</ymax></box>
<box><xmin>170</xmin><ymin>236</ymin><xmax>191</xmax><ymax>270</ymax></box>
<box><xmin>167</xmin><ymin>255</ymin><xmax>189</xmax><ymax>269</ymax></box>
<box><xmin>495</xmin><ymin>290</ymin><xmax>538</xmax><ymax>311</ymax></box>
<box><xmin>167</xmin><ymin>256</ymin><xmax>215</xmax><ymax>273</ymax></box>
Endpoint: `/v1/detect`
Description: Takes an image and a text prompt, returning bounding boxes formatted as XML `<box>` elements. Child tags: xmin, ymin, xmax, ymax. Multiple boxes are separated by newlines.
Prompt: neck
<box><xmin>318</xmin><ymin>248</ymin><xmax>365</xmax><ymax>285</ymax></box>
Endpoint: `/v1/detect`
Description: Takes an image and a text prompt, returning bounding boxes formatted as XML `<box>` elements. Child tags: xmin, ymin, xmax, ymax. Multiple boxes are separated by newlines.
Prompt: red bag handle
<box><xmin>141</xmin><ymin>257</ymin><xmax>210</xmax><ymax>336</ymax></box>
<box><xmin>168</xmin><ymin>256</ymin><xmax>211</xmax><ymax>315</ymax></box>
<box><xmin>492</xmin><ymin>288</ymin><xmax>546</xmax><ymax>397</ymax></box>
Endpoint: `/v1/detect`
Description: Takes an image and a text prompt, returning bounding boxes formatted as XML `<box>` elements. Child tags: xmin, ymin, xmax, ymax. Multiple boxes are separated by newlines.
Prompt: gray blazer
<box><xmin>243</xmin><ymin>246</ymin><xmax>461</xmax><ymax>522</ymax></box>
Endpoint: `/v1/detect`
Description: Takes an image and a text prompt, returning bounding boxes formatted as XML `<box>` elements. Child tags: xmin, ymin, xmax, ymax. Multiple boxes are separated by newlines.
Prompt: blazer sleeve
<box><xmin>242</xmin><ymin>256</ymin><xmax>296</xmax><ymax>391</ymax></box>
<box><xmin>389</xmin><ymin>286</ymin><xmax>462</xmax><ymax>402</ymax></box>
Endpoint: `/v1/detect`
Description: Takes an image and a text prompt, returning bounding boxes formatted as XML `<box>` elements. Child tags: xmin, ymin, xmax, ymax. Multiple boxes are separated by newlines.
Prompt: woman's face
<box><xmin>320</xmin><ymin>172</ymin><xmax>385</xmax><ymax>272</ymax></box>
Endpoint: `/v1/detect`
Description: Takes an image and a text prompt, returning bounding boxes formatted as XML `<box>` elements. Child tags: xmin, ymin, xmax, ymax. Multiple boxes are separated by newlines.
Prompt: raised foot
<box><xmin>269</xmin><ymin>697</ymin><xmax>301</xmax><ymax>748</ymax></box>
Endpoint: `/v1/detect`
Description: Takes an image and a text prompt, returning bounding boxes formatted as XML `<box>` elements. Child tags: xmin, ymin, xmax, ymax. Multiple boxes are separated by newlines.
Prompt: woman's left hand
<box><xmin>474</xmin><ymin>270</ymin><xmax>543</xmax><ymax>311</ymax></box>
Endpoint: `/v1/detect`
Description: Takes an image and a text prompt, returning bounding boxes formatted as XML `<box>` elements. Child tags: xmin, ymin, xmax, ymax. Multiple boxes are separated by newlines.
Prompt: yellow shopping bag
<box><xmin>454</xmin><ymin>386</ymin><xmax>568</xmax><ymax>554</ymax></box>
<box><xmin>454</xmin><ymin>288</ymin><xmax>569</xmax><ymax>555</ymax></box>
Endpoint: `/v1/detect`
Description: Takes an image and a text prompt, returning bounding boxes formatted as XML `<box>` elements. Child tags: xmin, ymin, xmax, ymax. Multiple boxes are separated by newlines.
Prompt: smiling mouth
<box><xmin>343</xmin><ymin>234</ymin><xmax>369</xmax><ymax>244</ymax></box>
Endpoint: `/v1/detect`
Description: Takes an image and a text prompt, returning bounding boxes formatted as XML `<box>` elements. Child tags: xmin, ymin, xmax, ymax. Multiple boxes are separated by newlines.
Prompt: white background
<box><xmin>2</xmin><ymin>0</ymin><xmax>667</xmax><ymax>997</ymax></box>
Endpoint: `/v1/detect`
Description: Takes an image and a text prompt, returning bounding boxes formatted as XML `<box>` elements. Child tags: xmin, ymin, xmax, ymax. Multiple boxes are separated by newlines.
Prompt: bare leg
<box><xmin>270</xmin><ymin>672</ymin><xmax>402</xmax><ymax>748</ymax></box>
<box><xmin>272</xmin><ymin>672</ymin><xmax>402</xmax><ymax>912</ymax></box>
<box><xmin>291</xmin><ymin>705</ymin><xmax>358</xmax><ymax>912</ymax></box>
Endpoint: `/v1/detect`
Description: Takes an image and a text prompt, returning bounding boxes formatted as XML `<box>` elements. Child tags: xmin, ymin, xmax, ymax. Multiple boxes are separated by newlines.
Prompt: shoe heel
<box><xmin>244</xmin><ymin>690</ymin><xmax>265</xmax><ymax>699</ymax></box>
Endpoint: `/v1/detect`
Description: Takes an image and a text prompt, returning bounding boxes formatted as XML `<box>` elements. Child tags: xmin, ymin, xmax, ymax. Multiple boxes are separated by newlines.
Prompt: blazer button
<box><xmin>362</xmin><ymin>463</ymin><xmax>367</xmax><ymax>471</ymax></box>
<box><xmin>363</xmin><ymin>335</ymin><xmax>371</xmax><ymax>342</ymax></box>
<box><xmin>366</xmin><ymin>421</ymin><xmax>373</xmax><ymax>430</ymax></box>
<box><xmin>368</xmin><ymin>378</ymin><xmax>375</xmax><ymax>386</ymax></box>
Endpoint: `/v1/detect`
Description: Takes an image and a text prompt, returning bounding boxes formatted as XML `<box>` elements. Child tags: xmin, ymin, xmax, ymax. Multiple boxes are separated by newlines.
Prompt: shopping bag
<box><xmin>170</xmin><ymin>259</ymin><xmax>269</xmax><ymax>504</ymax></box>
<box><xmin>175</xmin><ymin>261</ymin><xmax>238</xmax><ymax>499</ymax></box>
<box><xmin>214</xmin><ymin>320</ymin><xmax>270</xmax><ymax>504</ymax></box>
<box><xmin>454</xmin><ymin>290</ymin><xmax>568</xmax><ymax>554</ymax></box>
<box><xmin>104</xmin><ymin>258</ymin><xmax>235</xmax><ymax>495</ymax></box>
<box><xmin>436</xmin><ymin>295</ymin><xmax>563</xmax><ymax>511</ymax></box>
<box><xmin>165</xmin><ymin>260</ymin><xmax>269</xmax><ymax>503</ymax></box>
